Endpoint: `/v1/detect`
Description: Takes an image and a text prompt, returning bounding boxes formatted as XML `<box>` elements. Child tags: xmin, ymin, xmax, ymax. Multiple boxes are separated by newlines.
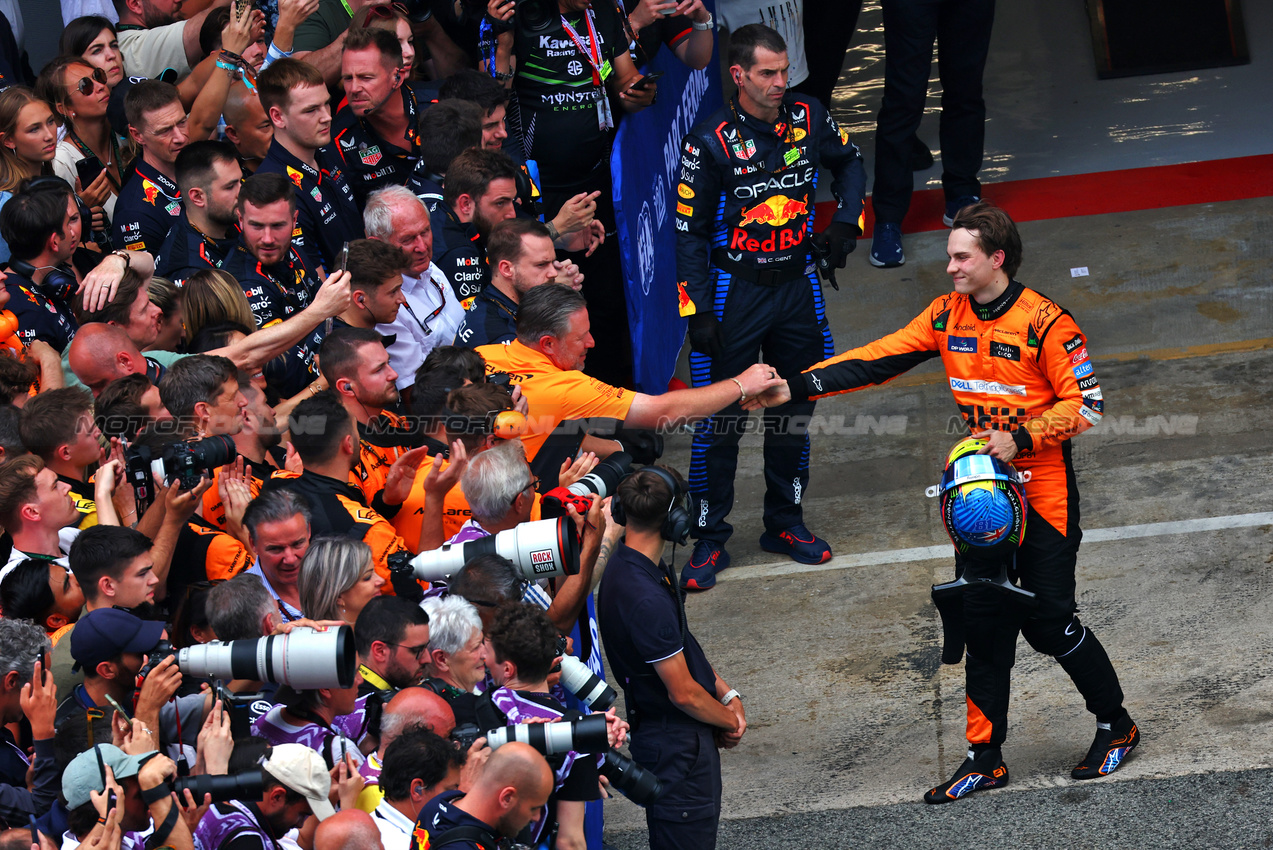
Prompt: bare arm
<box><xmin>293</xmin><ymin>29</ymin><xmax>349</xmax><ymax>88</ymax></box>
<box><xmin>212</xmin><ymin>270</ymin><xmax>351</xmax><ymax>371</ymax></box>
<box><xmin>188</xmin><ymin>6</ymin><xmax>264</xmax><ymax>140</ymax></box>
<box><xmin>653</xmin><ymin>652</ymin><xmax>739</xmax><ymax>730</ymax></box>
<box><xmin>416</xmin><ymin>17</ymin><xmax>469</xmax><ymax>78</ymax></box>
<box><xmin>182</xmin><ymin>0</ymin><xmax>234</xmax><ymax>68</ymax></box>
<box><xmin>624</xmin><ymin>363</ymin><xmax>784</xmax><ymax>429</ymax></box>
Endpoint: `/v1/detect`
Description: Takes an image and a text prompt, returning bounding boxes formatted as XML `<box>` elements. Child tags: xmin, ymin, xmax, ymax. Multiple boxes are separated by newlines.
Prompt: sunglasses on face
<box><xmin>75</xmin><ymin>67</ymin><xmax>108</xmax><ymax>96</ymax></box>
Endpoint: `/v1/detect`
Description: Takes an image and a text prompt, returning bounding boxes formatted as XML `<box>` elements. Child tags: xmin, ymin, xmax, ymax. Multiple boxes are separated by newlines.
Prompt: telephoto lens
<box><xmin>540</xmin><ymin>452</ymin><xmax>632</xmax><ymax>519</ymax></box>
<box><xmin>170</xmin><ymin>770</ymin><xmax>266</xmax><ymax>803</ymax></box>
<box><xmin>600</xmin><ymin>750</ymin><xmax>663</xmax><ymax>806</ymax></box>
<box><xmin>558</xmin><ymin>656</ymin><xmax>616</xmax><ymax>711</ymax></box>
<box><xmin>176</xmin><ymin>625</ymin><xmax>357</xmax><ymax>689</ymax></box>
<box><xmin>484</xmin><ymin>713</ymin><xmax>610</xmax><ymax>757</ymax></box>
<box><xmin>400</xmin><ymin>517</ymin><xmax>581</xmax><ymax>584</ymax></box>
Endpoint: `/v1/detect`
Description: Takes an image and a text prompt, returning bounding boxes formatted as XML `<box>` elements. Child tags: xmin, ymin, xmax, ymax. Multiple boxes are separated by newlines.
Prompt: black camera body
<box><xmin>125</xmin><ymin>435</ymin><xmax>236</xmax><ymax>494</ymax></box>
<box><xmin>169</xmin><ymin>770</ymin><xmax>265</xmax><ymax>803</ymax></box>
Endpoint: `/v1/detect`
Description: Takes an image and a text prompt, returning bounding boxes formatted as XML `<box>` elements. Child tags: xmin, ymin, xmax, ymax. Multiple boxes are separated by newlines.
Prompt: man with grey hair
<box><xmin>364</xmin><ymin>186</ymin><xmax>466</xmax><ymax>391</ymax></box>
<box><xmin>207</xmin><ymin>573</ymin><xmax>279</xmax><ymax>641</ymax></box>
<box><xmin>0</xmin><ymin>619</ymin><xmax>58</xmax><ymax>824</ymax></box>
<box><xmin>421</xmin><ymin>595</ymin><xmax>487</xmax><ymax>701</ymax></box>
<box><xmin>242</xmin><ymin>489</ymin><xmax>313</xmax><ymax>622</ymax></box>
<box><xmin>450</xmin><ymin>440</ymin><xmax>535</xmax><ymax>543</ymax></box>
<box><xmin>475</xmin><ymin>284</ymin><xmax>785</xmax><ymax>492</ymax></box>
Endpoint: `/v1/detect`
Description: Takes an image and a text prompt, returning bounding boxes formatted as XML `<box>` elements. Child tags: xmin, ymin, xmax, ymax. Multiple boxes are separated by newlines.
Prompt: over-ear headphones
<box><xmin>10</xmin><ymin>259</ymin><xmax>77</xmax><ymax>306</ymax></box>
<box><xmin>612</xmin><ymin>466</ymin><xmax>691</xmax><ymax>545</ymax></box>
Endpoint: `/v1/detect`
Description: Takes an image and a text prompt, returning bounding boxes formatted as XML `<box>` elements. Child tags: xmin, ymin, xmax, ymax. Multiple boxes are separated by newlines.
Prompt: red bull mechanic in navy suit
<box><xmin>673</xmin><ymin>24</ymin><xmax>866</xmax><ymax>590</ymax></box>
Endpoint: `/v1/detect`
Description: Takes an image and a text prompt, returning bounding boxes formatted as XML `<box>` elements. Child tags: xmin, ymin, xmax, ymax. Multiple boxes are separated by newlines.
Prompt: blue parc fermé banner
<box><xmin>612</xmin><ymin>33</ymin><xmax>722</xmax><ymax>394</ymax></box>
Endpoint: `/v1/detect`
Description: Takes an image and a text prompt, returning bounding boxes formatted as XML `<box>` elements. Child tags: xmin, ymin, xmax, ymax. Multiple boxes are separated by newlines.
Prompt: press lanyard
<box><xmin>560</xmin><ymin>11</ymin><xmax>609</xmax><ymax>86</ymax></box>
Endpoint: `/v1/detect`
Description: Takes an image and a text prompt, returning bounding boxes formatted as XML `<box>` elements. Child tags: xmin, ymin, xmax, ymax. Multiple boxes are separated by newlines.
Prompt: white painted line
<box><xmin>716</xmin><ymin>512</ymin><xmax>1273</xmax><ymax>582</ymax></box>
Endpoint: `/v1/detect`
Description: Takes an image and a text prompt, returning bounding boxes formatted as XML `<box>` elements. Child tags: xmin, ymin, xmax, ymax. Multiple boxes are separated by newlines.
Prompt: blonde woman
<box><xmin>297</xmin><ymin>536</ymin><xmax>384</xmax><ymax>624</ymax></box>
<box><xmin>0</xmin><ymin>87</ymin><xmax>58</xmax><ymax>263</ymax></box>
<box><xmin>348</xmin><ymin>4</ymin><xmax>417</xmax><ymax>78</ymax></box>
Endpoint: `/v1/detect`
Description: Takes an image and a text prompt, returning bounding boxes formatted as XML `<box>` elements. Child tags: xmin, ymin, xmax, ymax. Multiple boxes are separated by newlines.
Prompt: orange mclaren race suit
<box><xmin>676</xmin><ymin>91</ymin><xmax>865</xmax><ymax>546</ymax></box>
<box><xmin>786</xmin><ymin>280</ymin><xmax>1127</xmax><ymax>750</ymax></box>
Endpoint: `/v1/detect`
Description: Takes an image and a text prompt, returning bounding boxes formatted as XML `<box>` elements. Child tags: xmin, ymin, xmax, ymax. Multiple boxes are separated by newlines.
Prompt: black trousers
<box><xmin>628</xmin><ymin>720</ymin><xmax>722</xmax><ymax>850</ymax></box>
<box><xmin>957</xmin><ymin>502</ymin><xmax>1127</xmax><ymax>749</ymax></box>
<box><xmin>687</xmin><ymin>272</ymin><xmax>834</xmax><ymax>545</ymax></box>
<box><xmin>872</xmin><ymin>0</ymin><xmax>996</xmax><ymax>224</ymax></box>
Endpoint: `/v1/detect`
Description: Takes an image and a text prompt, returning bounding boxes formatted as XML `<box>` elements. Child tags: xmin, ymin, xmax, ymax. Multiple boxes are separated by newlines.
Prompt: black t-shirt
<box><xmin>596</xmin><ymin>545</ymin><xmax>717</xmax><ymax>723</ymax></box>
<box><xmin>412</xmin><ymin>790</ymin><xmax>497</xmax><ymax>850</ymax></box>
<box><xmin>511</xmin><ymin>1</ymin><xmax>627</xmax><ymax>182</ymax></box>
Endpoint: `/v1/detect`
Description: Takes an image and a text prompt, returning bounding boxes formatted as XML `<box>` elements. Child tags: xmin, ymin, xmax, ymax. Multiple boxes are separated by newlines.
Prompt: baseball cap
<box><xmin>70</xmin><ymin>608</ymin><xmax>165</xmax><ymax>673</ymax></box>
<box><xmin>261</xmin><ymin>744</ymin><xmax>335</xmax><ymax>821</ymax></box>
<box><xmin>62</xmin><ymin>744</ymin><xmax>157</xmax><ymax>809</ymax></box>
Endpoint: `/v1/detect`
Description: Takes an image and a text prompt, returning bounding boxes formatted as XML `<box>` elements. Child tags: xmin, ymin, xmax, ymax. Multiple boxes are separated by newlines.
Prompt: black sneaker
<box><xmin>923</xmin><ymin>749</ymin><xmax>1009</xmax><ymax>804</ymax></box>
<box><xmin>1071</xmin><ymin>716</ymin><xmax>1139</xmax><ymax>780</ymax></box>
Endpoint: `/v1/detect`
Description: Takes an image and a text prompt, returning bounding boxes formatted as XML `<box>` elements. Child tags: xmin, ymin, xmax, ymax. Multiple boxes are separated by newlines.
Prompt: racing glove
<box><xmin>812</xmin><ymin>220</ymin><xmax>859</xmax><ymax>269</ymax></box>
<box><xmin>687</xmin><ymin>312</ymin><xmax>724</xmax><ymax>360</ymax></box>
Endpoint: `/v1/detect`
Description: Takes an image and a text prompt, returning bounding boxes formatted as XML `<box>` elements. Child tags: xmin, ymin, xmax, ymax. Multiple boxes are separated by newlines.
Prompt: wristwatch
<box><xmin>109</xmin><ymin>249</ymin><xmax>131</xmax><ymax>269</ymax></box>
<box><xmin>720</xmin><ymin>688</ymin><xmax>740</xmax><ymax>705</ymax></box>
<box><xmin>691</xmin><ymin>13</ymin><xmax>713</xmax><ymax>30</ymax></box>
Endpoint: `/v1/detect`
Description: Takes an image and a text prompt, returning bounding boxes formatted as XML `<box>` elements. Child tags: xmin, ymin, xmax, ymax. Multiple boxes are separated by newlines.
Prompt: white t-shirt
<box><xmin>118</xmin><ymin>22</ymin><xmax>191</xmax><ymax>80</ymax></box>
<box><xmin>716</xmin><ymin>0</ymin><xmax>809</xmax><ymax>87</ymax></box>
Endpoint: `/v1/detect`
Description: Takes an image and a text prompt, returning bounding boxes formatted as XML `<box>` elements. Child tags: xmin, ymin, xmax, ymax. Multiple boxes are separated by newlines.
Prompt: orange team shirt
<box><xmin>201</xmin><ymin>466</ymin><xmax>265</xmax><ymax>531</ymax></box>
<box><xmin>798</xmin><ymin>285</ymin><xmax>1102</xmax><ymax>532</ymax></box>
<box><xmin>474</xmin><ymin>340</ymin><xmax>636</xmax><ymax>463</ymax></box>
<box><xmin>391</xmin><ymin>455</ymin><xmax>543</xmax><ymax>552</ymax></box>
<box><xmin>351</xmin><ymin>411</ymin><xmax>411</xmax><ymax>505</ymax></box>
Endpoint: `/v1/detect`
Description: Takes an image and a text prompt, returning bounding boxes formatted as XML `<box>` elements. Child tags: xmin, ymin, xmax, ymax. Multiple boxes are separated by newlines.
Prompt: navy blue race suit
<box><xmin>675</xmin><ymin>92</ymin><xmax>865</xmax><ymax>546</ymax></box>
<box><xmin>256</xmin><ymin>138</ymin><xmax>363</xmax><ymax>273</ymax></box>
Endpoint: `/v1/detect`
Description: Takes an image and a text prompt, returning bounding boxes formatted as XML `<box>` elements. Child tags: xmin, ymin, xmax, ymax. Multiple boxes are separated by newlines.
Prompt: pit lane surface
<box><xmin>601</xmin><ymin>199</ymin><xmax>1273</xmax><ymax>846</ymax></box>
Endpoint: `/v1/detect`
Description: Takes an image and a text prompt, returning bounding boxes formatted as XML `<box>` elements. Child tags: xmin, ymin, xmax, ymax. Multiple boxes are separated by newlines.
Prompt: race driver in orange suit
<box><xmin>746</xmin><ymin>201</ymin><xmax>1138</xmax><ymax>802</ymax></box>
<box><xmin>674</xmin><ymin>24</ymin><xmax>865</xmax><ymax>590</ymax></box>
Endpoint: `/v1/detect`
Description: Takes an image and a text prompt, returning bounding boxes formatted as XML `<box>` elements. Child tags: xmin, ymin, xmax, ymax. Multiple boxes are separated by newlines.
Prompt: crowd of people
<box><xmin>0</xmin><ymin>0</ymin><xmax>1139</xmax><ymax>846</ymax></box>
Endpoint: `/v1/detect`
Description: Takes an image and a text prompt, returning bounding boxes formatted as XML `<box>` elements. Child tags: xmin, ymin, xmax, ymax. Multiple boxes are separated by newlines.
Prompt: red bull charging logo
<box><xmin>739</xmin><ymin>195</ymin><xmax>809</xmax><ymax>227</ymax></box>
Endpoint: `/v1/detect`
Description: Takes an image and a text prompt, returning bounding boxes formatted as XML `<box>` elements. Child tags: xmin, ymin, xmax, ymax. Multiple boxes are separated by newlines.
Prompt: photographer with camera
<box><xmin>412</xmin><ymin>741</ymin><xmax>552</xmax><ymax>850</ymax></box>
<box><xmin>62</xmin><ymin>744</ymin><xmax>194</xmax><ymax>850</ymax></box>
<box><xmin>465</xmin><ymin>601</ymin><xmax>603</xmax><ymax>850</ymax></box>
<box><xmin>56</xmin><ymin>608</ymin><xmax>208</xmax><ymax>756</ymax></box>
<box><xmin>260</xmin><ymin>391</ymin><xmax>422</xmax><ymax>588</ymax></box>
<box><xmin>596</xmin><ymin>466</ymin><xmax>746</xmax><ymax>850</ymax></box>
<box><xmin>251</xmin><ymin>674</ymin><xmax>367</xmax><ymax>770</ymax></box>
<box><xmin>194</xmin><ymin>742</ymin><xmax>337</xmax><ymax>850</ymax></box>
<box><xmin>370</xmin><ymin>726</ymin><xmax>466</xmax><ymax>850</ymax></box>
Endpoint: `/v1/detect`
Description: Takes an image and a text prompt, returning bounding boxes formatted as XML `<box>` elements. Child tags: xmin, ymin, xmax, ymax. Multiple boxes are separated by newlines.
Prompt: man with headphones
<box><xmin>332</xmin><ymin>29</ymin><xmax>432</xmax><ymax>205</ymax></box>
<box><xmin>597</xmin><ymin>466</ymin><xmax>746</xmax><ymax>850</ymax></box>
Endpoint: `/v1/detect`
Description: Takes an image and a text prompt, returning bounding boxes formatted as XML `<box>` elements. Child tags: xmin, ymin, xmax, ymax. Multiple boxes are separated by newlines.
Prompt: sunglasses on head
<box><xmin>75</xmin><ymin>67</ymin><xmax>108</xmax><ymax>96</ymax></box>
<box><xmin>365</xmin><ymin>3</ymin><xmax>409</xmax><ymax>20</ymax></box>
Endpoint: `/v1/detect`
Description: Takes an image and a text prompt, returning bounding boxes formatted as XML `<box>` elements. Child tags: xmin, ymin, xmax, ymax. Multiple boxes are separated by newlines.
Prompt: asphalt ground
<box><xmin>601</xmin><ymin>198</ymin><xmax>1273</xmax><ymax>846</ymax></box>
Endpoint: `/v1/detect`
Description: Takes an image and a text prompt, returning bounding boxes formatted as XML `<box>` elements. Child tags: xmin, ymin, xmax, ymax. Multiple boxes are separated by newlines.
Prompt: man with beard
<box><xmin>364</xmin><ymin>187</ymin><xmax>466</xmax><ymax>394</ymax></box>
<box><xmin>157</xmin><ymin>141</ymin><xmax>243</xmax><ymax>286</ymax></box>
<box><xmin>256</xmin><ymin>58</ymin><xmax>363</xmax><ymax>274</ymax></box>
<box><xmin>333</xmin><ymin>29</ymin><xmax>433</xmax><ymax>205</ymax></box>
<box><xmin>454</xmin><ymin>218</ymin><xmax>563</xmax><ymax>349</ymax></box>
<box><xmin>429</xmin><ymin>149</ymin><xmax>518</xmax><ymax>305</ymax></box>
<box><xmin>221</xmin><ymin>173</ymin><xmax>329</xmax><ymax>397</ymax></box>
<box><xmin>319</xmin><ymin>325</ymin><xmax>421</xmax><ymax>505</ymax></box>
<box><xmin>352</xmin><ymin>596</ymin><xmax>430</xmax><ymax>755</ymax></box>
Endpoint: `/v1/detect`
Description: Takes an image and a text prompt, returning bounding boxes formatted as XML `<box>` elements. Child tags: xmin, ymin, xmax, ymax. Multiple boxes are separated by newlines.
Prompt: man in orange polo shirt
<box><xmin>476</xmin><ymin>284</ymin><xmax>783</xmax><ymax>494</ymax></box>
